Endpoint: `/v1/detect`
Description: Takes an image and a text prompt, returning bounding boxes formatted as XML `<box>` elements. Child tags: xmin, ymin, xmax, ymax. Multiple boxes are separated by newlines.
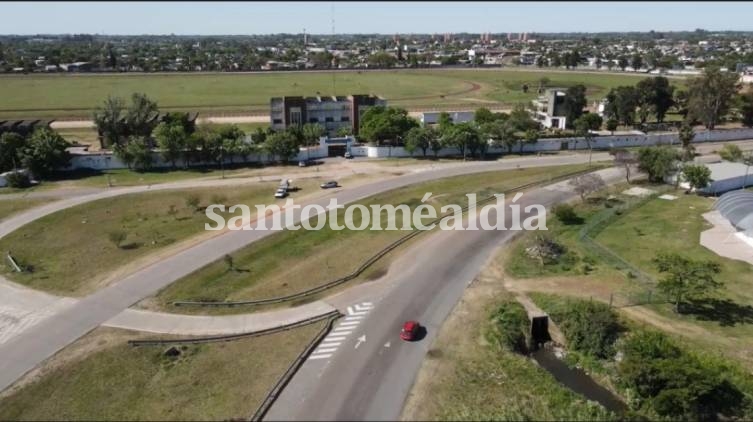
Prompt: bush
<box><xmin>488</xmin><ymin>301</ymin><xmax>530</xmax><ymax>353</ymax></box>
<box><xmin>185</xmin><ymin>194</ymin><xmax>201</xmax><ymax>212</ymax></box>
<box><xmin>4</xmin><ymin>171</ymin><xmax>31</xmax><ymax>188</ymax></box>
<box><xmin>618</xmin><ymin>331</ymin><xmax>747</xmax><ymax>420</ymax></box>
<box><xmin>554</xmin><ymin>300</ymin><xmax>621</xmax><ymax>359</ymax></box>
<box><xmin>552</xmin><ymin>204</ymin><xmax>582</xmax><ymax>225</ymax></box>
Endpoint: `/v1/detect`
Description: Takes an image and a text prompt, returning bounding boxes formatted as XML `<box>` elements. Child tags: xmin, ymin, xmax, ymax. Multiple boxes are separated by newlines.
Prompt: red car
<box><xmin>400</xmin><ymin>320</ymin><xmax>421</xmax><ymax>341</ymax></box>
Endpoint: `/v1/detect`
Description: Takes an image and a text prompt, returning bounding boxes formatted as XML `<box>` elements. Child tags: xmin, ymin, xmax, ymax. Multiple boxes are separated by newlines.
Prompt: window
<box><xmin>272</xmin><ymin>119</ymin><xmax>282</xmax><ymax>124</ymax></box>
<box><xmin>325</xmin><ymin>117</ymin><xmax>334</xmax><ymax>123</ymax></box>
<box><xmin>290</xmin><ymin>109</ymin><xmax>302</xmax><ymax>126</ymax></box>
<box><xmin>309</xmin><ymin>117</ymin><xmax>319</xmax><ymax>123</ymax></box>
<box><xmin>341</xmin><ymin>116</ymin><xmax>350</xmax><ymax>122</ymax></box>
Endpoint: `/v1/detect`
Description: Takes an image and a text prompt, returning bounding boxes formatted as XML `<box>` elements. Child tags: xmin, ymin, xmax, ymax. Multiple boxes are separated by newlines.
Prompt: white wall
<box><xmin>65</xmin><ymin>128</ymin><xmax>753</xmax><ymax>171</ymax></box>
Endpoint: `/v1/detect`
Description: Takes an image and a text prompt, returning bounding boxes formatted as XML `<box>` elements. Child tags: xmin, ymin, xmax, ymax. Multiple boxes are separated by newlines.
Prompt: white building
<box><xmin>421</xmin><ymin>111</ymin><xmax>475</xmax><ymax>126</ymax></box>
<box><xmin>531</xmin><ymin>88</ymin><xmax>568</xmax><ymax>129</ymax></box>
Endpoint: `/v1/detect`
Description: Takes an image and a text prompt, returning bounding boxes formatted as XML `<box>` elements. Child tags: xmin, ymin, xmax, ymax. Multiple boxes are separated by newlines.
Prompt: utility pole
<box><xmin>220</xmin><ymin>145</ymin><xmax>225</xmax><ymax>179</ymax></box>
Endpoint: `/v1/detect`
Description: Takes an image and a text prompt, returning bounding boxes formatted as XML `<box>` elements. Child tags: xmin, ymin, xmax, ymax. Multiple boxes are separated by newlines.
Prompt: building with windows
<box><xmin>270</xmin><ymin>94</ymin><xmax>385</xmax><ymax>135</ymax></box>
<box><xmin>531</xmin><ymin>88</ymin><xmax>568</xmax><ymax>130</ymax></box>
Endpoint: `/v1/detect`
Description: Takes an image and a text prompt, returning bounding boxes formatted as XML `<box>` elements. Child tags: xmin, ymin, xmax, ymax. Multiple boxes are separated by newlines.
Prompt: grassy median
<box><xmin>0</xmin><ymin>180</ymin><xmax>320</xmax><ymax>295</ymax></box>
<box><xmin>151</xmin><ymin>163</ymin><xmax>597</xmax><ymax>314</ymax></box>
<box><xmin>0</xmin><ymin>322</ymin><xmax>325</xmax><ymax>420</ymax></box>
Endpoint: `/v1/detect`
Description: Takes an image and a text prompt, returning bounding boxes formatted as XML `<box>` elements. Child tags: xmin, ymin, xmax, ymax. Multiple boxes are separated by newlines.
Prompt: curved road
<box><xmin>265</xmin><ymin>167</ymin><xmax>625</xmax><ymax>421</ymax></box>
<box><xmin>0</xmin><ymin>153</ymin><xmax>606</xmax><ymax>394</ymax></box>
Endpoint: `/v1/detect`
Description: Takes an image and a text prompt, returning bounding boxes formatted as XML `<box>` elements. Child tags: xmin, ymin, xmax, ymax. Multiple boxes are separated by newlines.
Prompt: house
<box><xmin>531</xmin><ymin>88</ymin><xmax>569</xmax><ymax>129</ymax></box>
<box><xmin>269</xmin><ymin>94</ymin><xmax>385</xmax><ymax>136</ymax></box>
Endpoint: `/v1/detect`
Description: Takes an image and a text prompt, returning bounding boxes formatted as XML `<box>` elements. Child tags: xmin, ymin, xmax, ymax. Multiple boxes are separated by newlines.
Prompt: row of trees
<box><xmin>603</xmin><ymin>68</ymin><xmax>743</xmax><ymax>130</ymax></box>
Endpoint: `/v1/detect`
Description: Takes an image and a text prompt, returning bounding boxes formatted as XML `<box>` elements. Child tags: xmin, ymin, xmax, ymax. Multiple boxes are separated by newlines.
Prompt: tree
<box><xmin>125</xmin><ymin>93</ymin><xmax>159</xmax><ymax>139</ymax></box>
<box><xmin>574</xmin><ymin>113</ymin><xmax>602</xmax><ymax>166</ymax></box>
<box><xmin>121</xmin><ymin>137</ymin><xmax>153</xmax><ymax>171</ymax></box>
<box><xmin>218</xmin><ymin>125</ymin><xmax>246</xmax><ymax>164</ymax></box>
<box><xmin>637</xmin><ymin>146</ymin><xmax>679</xmax><ymax>183</ymax></box>
<box><xmin>719</xmin><ymin>144</ymin><xmax>743</xmax><ymax>162</ymax></box>
<box><xmin>678</xmin><ymin>123</ymin><xmax>696</xmax><ymax>161</ymax></box>
<box><xmin>687</xmin><ymin>67</ymin><xmax>740</xmax><ymax>129</ymax></box>
<box><xmin>154</xmin><ymin>121</ymin><xmax>186</xmax><ymax>168</ymax></box>
<box><xmin>20</xmin><ymin>128</ymin><xmax>71</xmax><ymax>178</ymax></box>
<box><xmin>92</xmin><ymin>95</ymin><xmax>126</xmax><ymax>148</ymax></box>
<box><xmin>631</xmin><ymin>53</ymin><xmax>643</xmax><ymax>71</ymax></box>
<box><xmin>367</xmin><ymin>52</ymin><xmax>397</xmax><ymax>68</ymax></box>
<box><xmin>605</xmin><ymin>86</ymin><xmax>640</xmax><ymax>126</ymax></box>
<box><xmin>335</xmin><ymin>125</ymin><xmax>353</xmax><ymax>137</ymax></box>
<box><xmin>568</xmin><ymin>173</ymin><xmax>606</xmax><ymax>202</ymax></box>
<box><xmin>636</xmin><ymin>77</ymin><xmax>675</xmax><ymax>123</ymax></box>
<box><xmin>605</xmin><ymin>118</ymin><xmax>619</xmax><ymax>134</ymax></box>
<box><xmin>0</xmin><ymin>132</ymin><xmax>26</xmax><ymax>172</ymax></box>
<box><xmin>443</xmin><ymin>122</ymin><xmax>480</xmax><ymax>158</ymax></box>
<box><xmin>522</xmin><ymin>128</ymin><xmax>539</xmax><ymax>153</ymax></box>
<box><xmin>223</xmin><ymin>254</ymin><xmax>235</xmax><ymax>272</ymax></box>
<box><xmin>674</xmin><ymin>89</ymin><xmax>691</xmax><ymax>120</ymax></box>
<box><xmin>474</xmin><ymin>107</ymin><xmax>496</xmax><ymax>124</ymax></box>
<box><xmin>618</xmin><ymin>55</ymin><xmax>629</xmax><ymax>71</ymax></box>
<box><xmin>739</xmin><ymin>92</ymin><xmax>753</xmax><ymax>128</ymax></box>
<box><xmin>563</xmin><ymin>84</ymin><xmax>587</xmax><ymax>128</ymax></box>
<box><xmin>264</xmin><ymin>130</ymin><xmax>299</xmax><ymax>163</ymax></box>
<box><xmin>302</xmin><ymin>123</ymin><xmax>326</xmax><ymax>146</ymax></box>
<box><xmin>404</xmin><ymin>126</ymin><xmax>431</xmax><ymax>157</ymax></box>
<box><xmin>653</xmin><ymin>253</ymin><xmax>722</xmax><ymax>313</ymax></box>
<box><xmin>681</xmin><ymin>164</ymin><xmax>712</xmax><ymax>193</ymax></box>
<box><xmin>428</xmin><ymin>126</ymin><xmax>443</xmax><ymax>158</ymax></box>
<box><xmin>358</xmin><ymin>106</ymin><xmax>418</xmax><ymax>146</ymax></box>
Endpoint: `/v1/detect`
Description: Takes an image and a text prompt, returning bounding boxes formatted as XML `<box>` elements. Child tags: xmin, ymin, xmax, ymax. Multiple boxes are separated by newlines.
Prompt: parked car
<box><xmin>320</xmin><ymin>181</ymin><xmax>339</xmax><ymax>189</ymax></box>
<box><xmin>274</xmin><ymin>188</ymin><xmax>288</xmax><ymax>198</ymax></box>
<box><xmin>400</xmin><ymin>320</ymin><xmax>421</xmax><ymax>341</ymax></box>
<box><xmin>298</xmin><ymin>160</ymin><xmax>308</xmax><ymax>167</ymax></box>
<box><xmin>344</xmin><ymin>151</ymin><xmax>353</xmax><ymax>159</ymax></box>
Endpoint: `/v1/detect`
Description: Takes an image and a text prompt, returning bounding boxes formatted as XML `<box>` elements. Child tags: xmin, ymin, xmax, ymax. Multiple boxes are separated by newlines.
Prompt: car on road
<box><xmin>400</xmin><ymin>320</ymin><xmax>421</xmax><ymax>341</ymax></box>
<box><xmin>344</xmin><ymin>151</ymin><xmax>353</xmax><ymax>159</ymax></box>
<box><xmin>274</xmin><ymin>188</ymin><xmax>288</xmax><ymax>198</ymax></box>
<box><xmin>320</xmin><ymin>181</ymin><xmax>339</xmax><ymax>189</ymax></box>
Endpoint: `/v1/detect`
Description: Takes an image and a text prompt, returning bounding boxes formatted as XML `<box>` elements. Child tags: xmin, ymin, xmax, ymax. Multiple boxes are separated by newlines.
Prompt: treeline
<box><xmin>92</xmin><ymin>93</ymin><xmax>339</xmax><ymax>170</ymax></box>
<box><xmin>603</xmin><ymin>67</ymin><xmax>752</xmax><ymax>130</ymax></box>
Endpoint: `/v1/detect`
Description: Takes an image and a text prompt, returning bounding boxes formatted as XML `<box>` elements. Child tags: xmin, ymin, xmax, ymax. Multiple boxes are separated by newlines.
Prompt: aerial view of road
<box><xmin>2</xmin><ymin>2</ymin><xmax>753</xmax><ymax>422</ymax></box>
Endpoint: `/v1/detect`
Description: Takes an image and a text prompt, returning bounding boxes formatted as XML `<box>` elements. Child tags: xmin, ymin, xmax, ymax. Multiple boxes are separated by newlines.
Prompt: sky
<box><xmin>2</xmin><ymin>1</ymin><xmax>752</xmax><ymax>35</ymax></box>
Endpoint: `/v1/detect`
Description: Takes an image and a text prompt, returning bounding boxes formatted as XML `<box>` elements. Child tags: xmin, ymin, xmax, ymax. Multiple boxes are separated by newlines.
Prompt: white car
<box><xmin>274</xmin><ymin>188</ymin><xmax>288</xmax><ymax>198</ymax></box>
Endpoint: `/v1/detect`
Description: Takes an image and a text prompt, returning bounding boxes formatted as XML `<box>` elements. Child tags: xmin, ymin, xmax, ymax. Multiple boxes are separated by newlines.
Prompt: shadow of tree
<box><xmin>683</xmin><ymin>298</ymin><xmax>753</xmax><ymax>327</ymax></box>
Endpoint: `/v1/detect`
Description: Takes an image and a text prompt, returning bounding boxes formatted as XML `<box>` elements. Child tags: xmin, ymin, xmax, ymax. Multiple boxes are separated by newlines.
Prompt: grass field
<box><xmin>0</xmin><ymin>198</ymin><xmax>52</xmax><ymax>220</ymax></box>
<box><xmin>0</xmin><ymin>69</ymin><xmax>672</xmax><ymax>119</ymax></box>
<box><xmin>151</xmin><ymin>163</ymin><xmax>594</xmax><ymax>314</ymax></box>
<box><xmin>0</xmin><ymin>181</ymin><xmax>321</xmax><ymax>295</ymax></box>
<box><xmin>0</xmin><ymin>322</ymin><xmax>325</xmax><ymax>420</ymax></box>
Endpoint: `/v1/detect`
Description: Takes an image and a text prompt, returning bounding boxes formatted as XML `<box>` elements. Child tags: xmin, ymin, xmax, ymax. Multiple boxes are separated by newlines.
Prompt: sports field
<box><xmin>0</xmin><ymin>68</ymin><xmax>677</xmax><ymax>119</ymax></box>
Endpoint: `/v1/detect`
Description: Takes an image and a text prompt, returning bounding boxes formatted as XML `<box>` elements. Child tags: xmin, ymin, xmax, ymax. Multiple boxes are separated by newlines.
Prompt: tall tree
<box><xmin>125</xmin><ymin>93</ymin><xmax>159</xmax><ymax>138</ymax></box>
<box><xmin>154</xmin><ymin>121</ymin><xmax>187</xmax><ymax>168</ymax></box>
<box><xmin>687</xmin><ymin>67</ymin><xmax>740</xmax><ymax>129</ymax></box>
<box><xmin>0</xmin><ymin>132</ymin><xmax>26</xmax><ymax>172</ymax></box>
<box><xmin>563</xmin><ymin>84</ymin><xmax>587</xmax><ymax>129</ymax></box>
<box><xmin>92</xmin><ymin>96</ymin><xmax>126</xmax><ymax>148</ymax></box>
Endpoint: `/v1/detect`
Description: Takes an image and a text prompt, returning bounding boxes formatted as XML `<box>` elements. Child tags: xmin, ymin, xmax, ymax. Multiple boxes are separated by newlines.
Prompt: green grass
<box><xmin>153</xmin><ymin>163</ymin><xmax>595</xmax><ymax>314</ymax></box>
<box><xmin>0</xmin><ymin>322</ymin><xmax>325</xmax><ymax>421</ymax></box>
<box><xmin>0</xmin><ymin>198</ymin><xmax>52</xmax><ymax>220</ymax></box>
<box><xmin>0</xmin><ymin>69</ymin><xmax>674</xmax><ymax>119</ymax></box>
<box><xmin>0</xmin><ymin>180</ymin><xmax>319</xmax><ymax>295</ymax></box>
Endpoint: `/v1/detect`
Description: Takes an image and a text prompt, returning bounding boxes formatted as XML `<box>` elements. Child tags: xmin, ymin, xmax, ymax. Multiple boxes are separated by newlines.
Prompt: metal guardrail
<box><xmin>174</xmin><ymin>166</ymin><xmax>603</xmax><ymax>308</ymax></box>
<box><xmin>249</xmin><ymin>313</ymin><xmax>340</xmax><ymax>422</ymax></box>
<box><xmin>127</xmin><ymin>310</ymin><xmax>341</xmax><ymax>347</ymax></box>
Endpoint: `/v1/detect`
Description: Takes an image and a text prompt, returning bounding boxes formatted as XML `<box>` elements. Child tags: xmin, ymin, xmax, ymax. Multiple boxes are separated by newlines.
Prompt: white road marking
<box><xmin>309</xmin><ymin>354</ymin><xmax>332</xmax><ymax>360</ymax></box>
<box><xmin>307</xmin><ymin>301</ymin><xmax>375</xmax><ymax>363</ymax></box>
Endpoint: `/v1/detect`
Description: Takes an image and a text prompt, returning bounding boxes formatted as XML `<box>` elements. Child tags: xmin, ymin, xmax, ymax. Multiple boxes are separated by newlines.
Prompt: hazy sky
<box><xmin>2</xmin><ymin>1</ymin><xmax>752</xmax><ymax>35</ymax></box>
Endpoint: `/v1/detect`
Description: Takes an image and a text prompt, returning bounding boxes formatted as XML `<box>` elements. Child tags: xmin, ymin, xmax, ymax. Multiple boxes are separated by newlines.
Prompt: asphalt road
<box><xmin>265</xmin><ymin>167</ymin><xmax>625</xmax><ymax>421</ymax></box>
<box><xmin>0</xmin><ymin>154</ymin><xmax>603</xmax><ymax>394</ymax></box>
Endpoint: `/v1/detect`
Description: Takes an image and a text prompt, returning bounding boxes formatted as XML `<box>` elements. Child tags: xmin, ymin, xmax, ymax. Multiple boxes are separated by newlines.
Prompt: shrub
<box><xmin>618</xmin><ymin>331</ymin><xmax>747</xmax><ymax>420</ymax></box>
<box><xmin>555</xmin><ymin>300</ymin><xmax>621</xmax><ymax>359</ymax></box>
<box><xmin>107</xmin><ymin>230</ymin><xmax>127</xmax><ymax>248</ymax></box>
<box><xmin>552</xmin><ymin>203</ymin><xmax>582</xmax><ymax>225</ymax></box>
<box><xmin>4</xmin><ymin>171</ymin><xmax>31</xmax><ymax>188</ymax></box>
<box><xmin>488</xmin><ymin>301</ymin><xmax>530</xmax><ymax>353</ymax></box>
<box><xmin>185</xmin><ymin>194</ymin><xmax>201</xmax><ymax>212</ymax></box>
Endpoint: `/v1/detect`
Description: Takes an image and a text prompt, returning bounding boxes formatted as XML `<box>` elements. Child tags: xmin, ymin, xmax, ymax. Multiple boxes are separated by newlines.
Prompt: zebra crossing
<box><xmin>309</xmin><ymin>302</ymin><xmax>373</xmax><ymax>361</ymax></box>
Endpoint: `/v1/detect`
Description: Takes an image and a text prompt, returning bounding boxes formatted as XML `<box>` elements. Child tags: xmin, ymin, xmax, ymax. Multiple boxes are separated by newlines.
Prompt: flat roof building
<box><xmin>531</xmin><ymin>88</ymin><xmax>568</xmax><ymax>130</ymax></box>
<box><xmin>270</xmin><ymin>95</ymin><xmax>385</xmax><ymax>135</ymax></box>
